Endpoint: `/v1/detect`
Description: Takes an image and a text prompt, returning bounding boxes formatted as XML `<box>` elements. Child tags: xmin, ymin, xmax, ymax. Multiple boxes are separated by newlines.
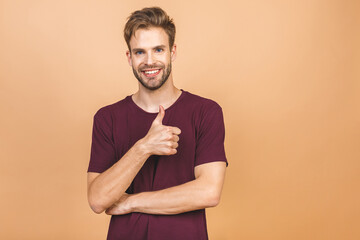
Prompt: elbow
<box><xmin>90</xmin><ymin>203</ymin><xmax>105</xmax><ymax>214</ymax></box>
<box><xmin>204</xmin><ymin>190</ymin><xmax>221</xmax><ymax>208</ymax></box>
<box><xmin>88</xmin><ymin>195</ymin><xmax>106</xmax><ymax>214</ymax></box>
<box><xmin>207</xmin><ymin>195</ymin><xmax>221</xmax><ymax>208</ymax></box>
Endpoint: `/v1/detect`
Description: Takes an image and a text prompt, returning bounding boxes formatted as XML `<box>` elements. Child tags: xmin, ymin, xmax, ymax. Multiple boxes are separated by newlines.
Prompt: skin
<box><xmin>87</xmin><ymin>27</ymin><xmax>227</xmax><ymax>215</ymax></box>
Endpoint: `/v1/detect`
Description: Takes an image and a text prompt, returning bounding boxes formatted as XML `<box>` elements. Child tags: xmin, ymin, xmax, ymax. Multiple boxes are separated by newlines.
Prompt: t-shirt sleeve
<box><xmin>87</xmin><ymin>108</ymin><xmax>117</xmax><ymax>173</ymax></box>
<box><xmin>194</xmin><ymin>102</ymin><xmax>228</xmax><ymax>167</ymax></box>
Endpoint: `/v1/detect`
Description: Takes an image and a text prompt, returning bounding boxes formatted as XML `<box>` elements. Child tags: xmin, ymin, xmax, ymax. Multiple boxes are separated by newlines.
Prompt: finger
<box><xmin>152</xmin><ymin>105</ymin><xmax>165</xmax><ymax>125</ymax></box>
<box><xmin>105</xmin><ymin>207</ymin><xmax>113</xmax><ymax>215</ymax></box>
<box><xmin>172</xmin><ymin>141</ymin><xmax>179</xmax><ymax>149</ymax></box>
<box><xmin>173</xmin><ymin>135</ymin><xmax>179</xmax><ymax>142</ymax></box>
<box><xmin>165</xmin><ymin>148</ymin><xmax>177</xmax><ymax>155</ymax></box>
<box><xmin>170</xmin><ymin>126</ymin><xmax>181</xmax><ymax>135</ymax></box>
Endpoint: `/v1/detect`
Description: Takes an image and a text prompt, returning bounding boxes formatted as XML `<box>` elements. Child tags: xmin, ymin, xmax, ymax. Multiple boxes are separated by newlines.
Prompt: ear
<box><xmin>126</xmin><ymin>50</ymin><xmax>132</xmax><ymax>66</ymax></box>
<box><xmin>170</xmin><ymin>44</ymin><xmax>177</xmax><ymax>62</ymax></box>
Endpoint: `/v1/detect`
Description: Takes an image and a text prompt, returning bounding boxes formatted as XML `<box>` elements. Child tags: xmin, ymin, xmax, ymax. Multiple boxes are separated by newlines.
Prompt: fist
<box><xmin>142</xmin><ymin>105</ymin><xmax>181</xmax><ymax>156</ymax></box>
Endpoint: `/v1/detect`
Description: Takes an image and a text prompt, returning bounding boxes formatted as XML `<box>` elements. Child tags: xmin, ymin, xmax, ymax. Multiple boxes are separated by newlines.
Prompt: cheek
<box><xmin>131</xmin><ymin>60</ymin><xmax>142</xmax><ymax>69</ymax></box>
<box><xmin>159</xmin><ymin>55</ymin><xmax>171</xmax><ymax>64</ymax></box>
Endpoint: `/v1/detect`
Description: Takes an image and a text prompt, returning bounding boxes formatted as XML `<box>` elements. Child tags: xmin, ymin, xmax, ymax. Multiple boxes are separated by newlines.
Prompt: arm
<box><xmin>87</xmin><ymin>140</ymin><xmax>150</xmax><ymax>214</ymax></box>
<box><xmin>105</xmin><ymin>161</ymin><xmax>226</xmax><ymax>215</ymax></box>
<box><xmin>87</xmin><ymin>106</ymin><xmax>181</xmax><ymax>214</ymax></box>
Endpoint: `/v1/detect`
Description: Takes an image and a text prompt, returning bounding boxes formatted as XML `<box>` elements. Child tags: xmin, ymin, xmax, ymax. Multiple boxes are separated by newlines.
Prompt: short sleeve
<box><xmin>195</xmin><ymin>102</ymin><xmax>228</xmax><ymax>167</ymax></box>
<box><xmin>87</xmin><ymin>108</ymin><xmax>117</xmax><ymax>173</ymax></box>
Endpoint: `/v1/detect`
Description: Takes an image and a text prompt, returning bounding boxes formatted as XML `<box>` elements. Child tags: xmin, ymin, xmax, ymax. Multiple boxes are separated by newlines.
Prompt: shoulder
<box><xmin>183</xmin><ymin>91</ymin><xmax>223</xmax><ymax>115</ymax></box>
<box><xmin>93</xmin><ymin>96</ymin><xmax>129</xmax><ymax>121</ymax></box>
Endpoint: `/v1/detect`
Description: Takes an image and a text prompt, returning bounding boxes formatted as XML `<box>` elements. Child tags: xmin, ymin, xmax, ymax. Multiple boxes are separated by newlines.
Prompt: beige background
<box><xmin>1</xmin><ymin>0</ymin><xmax>359</xmax><ymax>239</ymax></box>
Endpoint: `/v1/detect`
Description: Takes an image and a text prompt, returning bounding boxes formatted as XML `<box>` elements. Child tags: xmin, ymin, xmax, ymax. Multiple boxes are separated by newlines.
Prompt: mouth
<box><xmin>141</xmin><ymin>69</ymin><xmax>162</xmax><ymax>78</ymax></box>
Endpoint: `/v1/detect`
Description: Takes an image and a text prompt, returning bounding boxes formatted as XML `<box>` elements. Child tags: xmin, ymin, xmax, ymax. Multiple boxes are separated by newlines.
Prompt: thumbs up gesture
<box><xmin>142</xmin><ymin>105</ymin><xmax>181</xmax><ymax>156</ymax></box>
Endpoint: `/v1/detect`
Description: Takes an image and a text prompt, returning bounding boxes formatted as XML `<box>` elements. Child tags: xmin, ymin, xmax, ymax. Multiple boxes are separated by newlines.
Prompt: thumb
<box><xmin>153</xmin><ymin>105</ymin><xmax>165</xmax><ymax>125</ymax></box>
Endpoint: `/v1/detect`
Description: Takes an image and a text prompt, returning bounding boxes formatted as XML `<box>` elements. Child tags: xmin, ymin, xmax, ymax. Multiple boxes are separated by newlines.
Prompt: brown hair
<box><xmin>124</xmin><ymin>7</ymin><xmax>176</xmax><ymax>51</ymax></box>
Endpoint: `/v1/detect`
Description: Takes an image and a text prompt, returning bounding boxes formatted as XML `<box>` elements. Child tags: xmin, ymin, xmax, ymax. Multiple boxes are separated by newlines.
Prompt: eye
<box><xmin>135</xmin><ymin>51</ymin><xmax>144</xmax><ymax>55</ymax></box>
<box><xmin>155</xmin><ymin>48</ymin><xmax>164</xmax><ymax>53</ymax></box>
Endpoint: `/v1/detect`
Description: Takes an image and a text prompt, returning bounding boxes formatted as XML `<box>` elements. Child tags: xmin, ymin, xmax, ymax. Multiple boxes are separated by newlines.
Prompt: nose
<box><xmin>145</xmin><ymin>52</ymin><xmax>155</xmax><ymax>65</ymax></box>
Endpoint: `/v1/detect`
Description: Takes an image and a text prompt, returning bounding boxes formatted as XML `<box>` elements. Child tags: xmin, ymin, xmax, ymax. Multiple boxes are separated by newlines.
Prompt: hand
<box><xmin>142</xmin><ymin>105</ymin><xmax>181</xmax><ymax>156</ymax></box>
<box><xmin>105</xmin><ymin>193</ymin><xmax>132</xmax><ymax>215</ymax></box>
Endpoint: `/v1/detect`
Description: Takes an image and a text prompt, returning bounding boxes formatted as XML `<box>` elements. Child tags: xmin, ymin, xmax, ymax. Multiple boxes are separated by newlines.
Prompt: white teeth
<box><xmin>144</xmin><ymin>70</ymin><xmax>159</xmax><ymax>74</ymax></box>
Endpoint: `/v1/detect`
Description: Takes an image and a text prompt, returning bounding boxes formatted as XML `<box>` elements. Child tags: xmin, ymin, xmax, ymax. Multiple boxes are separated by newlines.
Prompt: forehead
<box><xmin>129</xmin><ymin>27</ymin><xmax>170</xmax><ymax>50</ymax></box>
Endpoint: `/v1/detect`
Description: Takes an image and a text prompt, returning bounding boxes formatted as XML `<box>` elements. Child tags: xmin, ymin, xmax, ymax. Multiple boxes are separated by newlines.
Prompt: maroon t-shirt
<box><xmin>88</xmin><ymin>89</ymin><xmax>228</xmax><ymax>240</ymax></box>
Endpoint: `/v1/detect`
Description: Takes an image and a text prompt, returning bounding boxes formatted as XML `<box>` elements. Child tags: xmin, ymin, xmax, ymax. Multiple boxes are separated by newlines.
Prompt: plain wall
<box><xmin>0</xmin><ymin>0</ymin><xmax>359</xmax><ymax>239</ymax></box>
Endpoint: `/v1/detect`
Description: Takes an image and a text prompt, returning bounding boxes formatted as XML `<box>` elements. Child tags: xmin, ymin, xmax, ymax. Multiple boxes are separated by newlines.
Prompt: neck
<box><xmin>132</xmin><ymin>77</ymin><xmax>182</xmax><ymax>113</ymax></box>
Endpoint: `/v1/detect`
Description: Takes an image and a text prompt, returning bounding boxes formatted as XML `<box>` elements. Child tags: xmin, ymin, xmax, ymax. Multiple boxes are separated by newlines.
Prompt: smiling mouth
<box><xmin>142</xmin><ymin>69</ymin><xmax>161</xmax><ymax>77</ymax></box>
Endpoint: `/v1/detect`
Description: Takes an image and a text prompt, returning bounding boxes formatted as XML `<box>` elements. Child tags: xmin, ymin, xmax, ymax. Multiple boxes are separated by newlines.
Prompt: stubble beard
<box><xmin>132</xmin><ymin>62</ymin><xmax>172</xmax><ymax>91</ymax></box>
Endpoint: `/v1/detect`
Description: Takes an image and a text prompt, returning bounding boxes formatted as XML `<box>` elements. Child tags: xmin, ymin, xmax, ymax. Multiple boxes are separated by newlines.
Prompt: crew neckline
<box><xmin>128</xmin><ymin>89</ymin><xmax>187</xmax><ymax>115</ymax></box>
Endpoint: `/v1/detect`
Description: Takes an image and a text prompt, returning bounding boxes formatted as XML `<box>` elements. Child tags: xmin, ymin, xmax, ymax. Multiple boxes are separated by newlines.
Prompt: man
<box><xmin>87</xmin><ymin>6</ymin><xmax>228</xmax><ymax>240</ymax></box>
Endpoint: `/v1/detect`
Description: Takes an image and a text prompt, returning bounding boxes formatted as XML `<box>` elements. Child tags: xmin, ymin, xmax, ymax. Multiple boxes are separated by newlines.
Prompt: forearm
<box><xmin>88</xmin><ymin>139</ymin><xmax>150</xmax><ymax>213</ymax></box>
<box><xmin>105</xmin><ymin>162</ymin><xmax>226</xmax><ymax>215</ymax></box>
<box><xmin>116</xmin><ymin>178</ymin><xmax>221</xmax><ymax>215</ymax></box>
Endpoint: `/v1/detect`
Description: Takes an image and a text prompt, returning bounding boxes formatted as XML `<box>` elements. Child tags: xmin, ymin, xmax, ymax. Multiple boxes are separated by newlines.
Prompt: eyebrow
<box><xmin>132</xmin><ymin>45</ymin><xmax>167</xmax><ymax>53</ymax></box>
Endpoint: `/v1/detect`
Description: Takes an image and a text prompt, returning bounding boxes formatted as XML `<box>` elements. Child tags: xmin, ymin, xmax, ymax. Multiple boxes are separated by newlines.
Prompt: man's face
<box><xmin>126</xmin><ymin>27</ymin><xmax>176</xmax><ymax>91</ymax></box>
